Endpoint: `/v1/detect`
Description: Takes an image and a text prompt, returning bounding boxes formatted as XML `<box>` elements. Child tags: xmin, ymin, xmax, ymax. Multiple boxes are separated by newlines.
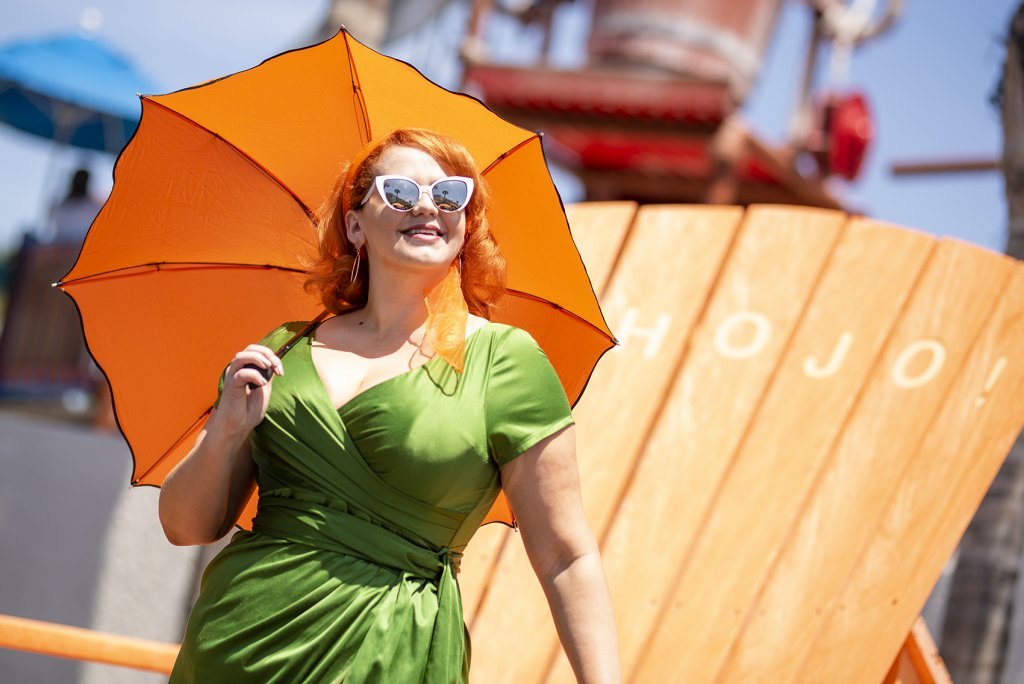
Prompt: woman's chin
<box><xmin>377</xmin><ymin>250</ymin><xmax>456</xmax><ymax>275</ymax></box>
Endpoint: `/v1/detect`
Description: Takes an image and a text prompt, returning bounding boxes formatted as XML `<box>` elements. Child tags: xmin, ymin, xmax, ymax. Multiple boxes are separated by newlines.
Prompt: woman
<box><xmin>159</xmin><ymin>128</ymin><xmax>620</xmax><ymax>682</ymax></box>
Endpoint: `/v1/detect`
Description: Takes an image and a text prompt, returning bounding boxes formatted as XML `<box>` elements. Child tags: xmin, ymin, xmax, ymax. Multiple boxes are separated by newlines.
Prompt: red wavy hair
<box><xmin>304</xmin><ymin>128</ymin><xmax>507</xmax><ymax>317</ymax></box>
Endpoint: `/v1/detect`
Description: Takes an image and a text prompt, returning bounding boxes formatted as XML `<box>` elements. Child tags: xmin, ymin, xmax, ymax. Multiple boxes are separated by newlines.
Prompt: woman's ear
<box><xmin>344</xmin><ymin>209</ymin><xmax>363</xmax><ymax>246</ymax></box>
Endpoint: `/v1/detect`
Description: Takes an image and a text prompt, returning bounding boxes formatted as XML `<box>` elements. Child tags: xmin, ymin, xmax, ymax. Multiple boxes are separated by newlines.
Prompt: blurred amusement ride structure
<box><xmin>328</xmin><ymin>0</ymin><xmax>886</xmax><ymax>209</ymax></box>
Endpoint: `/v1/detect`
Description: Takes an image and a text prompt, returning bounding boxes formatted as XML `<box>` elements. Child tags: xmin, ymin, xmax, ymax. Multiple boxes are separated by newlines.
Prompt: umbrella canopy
<box><xmin>58</xmin><ymin>29</ymin><xmax>614</xmax><ymax>527</ymax></box>
<box><xmin>0</xmin><ymin>33</ymin><xmax>156</xmax><ymax>153</ymax></box>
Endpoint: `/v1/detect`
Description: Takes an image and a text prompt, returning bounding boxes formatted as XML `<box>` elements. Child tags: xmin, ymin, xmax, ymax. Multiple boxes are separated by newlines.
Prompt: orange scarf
<box><xmin>423</xmin><ymin>261</ymin><xmax>468</xmax><ymax>373</ymax></box>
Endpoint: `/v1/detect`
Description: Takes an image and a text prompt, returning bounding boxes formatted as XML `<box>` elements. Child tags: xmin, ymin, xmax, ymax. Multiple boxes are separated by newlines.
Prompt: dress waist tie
<box><xmin>252</xmin><ymin>489</ymin><xmax>466</xmax><ymax>681</ymax></box>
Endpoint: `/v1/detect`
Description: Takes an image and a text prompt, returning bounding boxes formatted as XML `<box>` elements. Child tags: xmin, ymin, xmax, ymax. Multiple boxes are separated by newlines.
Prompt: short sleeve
<box><xmin>485</xmin><ymin>327</ymin><xmax>574</xmax><ymax>467</ymax></box>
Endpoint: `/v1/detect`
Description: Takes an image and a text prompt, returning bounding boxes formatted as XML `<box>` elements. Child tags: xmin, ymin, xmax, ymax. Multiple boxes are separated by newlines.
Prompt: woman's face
<box><xmin>345</xmin><ymin>145</ymin><xmax>467</xmax><ymax>276</ymax></box>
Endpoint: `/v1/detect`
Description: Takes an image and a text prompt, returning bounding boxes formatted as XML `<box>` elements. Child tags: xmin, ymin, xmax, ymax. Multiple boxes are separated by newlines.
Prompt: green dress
<box><xmin>169</xmin><ymin>321</ymin><xmax>574</xmax><ymax>683</ymax></box>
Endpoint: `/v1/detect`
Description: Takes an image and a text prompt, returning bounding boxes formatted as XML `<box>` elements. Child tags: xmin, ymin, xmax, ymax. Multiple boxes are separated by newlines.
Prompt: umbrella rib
<box><xmin>480</xmin><ymin>133</ymin><xmax>619</xmax><ymax>345</ymax></box>
<box><xmin>480</xmin><ymin>134</ymin><xmax>541</xmax><ymax>176</ymax></box>
<box><xmin>134</xmin><ymin>408</ymin><xmax>212</xmax><ymax>485</ymax></box>
<box><xmin>504</xmin><ymin>288</ymin><xmax>618</xmax><ymax>344</ymax></box>
<box><xmin>143</xmin><ymin>97</ymin><xmax>317</xmax><ymax>224</ymax></box>
<box><xmin>341</xmin><ymin>30</ymin><xmax>372</xmax><ymax>144</ymax></box>
<box><xmin>57</xmin><ymin>262</ymin><xmax>306</xmax><ymax>287</ymax></box>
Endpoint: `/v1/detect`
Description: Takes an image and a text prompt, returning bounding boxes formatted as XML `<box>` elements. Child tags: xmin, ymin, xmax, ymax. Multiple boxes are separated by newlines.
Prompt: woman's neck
<box><xmin>357</xmin><ymin>265</ymin><xmax>445</xmax><ymax>339</ymax></box>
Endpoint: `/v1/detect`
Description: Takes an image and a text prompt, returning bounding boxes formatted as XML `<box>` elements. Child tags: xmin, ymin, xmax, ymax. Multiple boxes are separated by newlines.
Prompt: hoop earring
<box><xmin>350</xmin><ymin>245</ymin><xmax>362</xmax><ymax>285</ymax></box>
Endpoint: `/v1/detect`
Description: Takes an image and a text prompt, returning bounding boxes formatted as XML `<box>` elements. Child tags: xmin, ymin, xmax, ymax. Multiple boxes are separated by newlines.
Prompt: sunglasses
<box><xmin>358</xmin><ymin>175</ymin><xmax>475</xmax><ymax>213</ymax></box>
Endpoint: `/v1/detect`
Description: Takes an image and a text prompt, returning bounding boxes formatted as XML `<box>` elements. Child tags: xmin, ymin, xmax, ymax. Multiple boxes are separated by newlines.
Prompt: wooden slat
<box><xmin>458</xmin><ymin>523</ymin><xmax>512</xmax><ymax>626</ymax></box>
<box><xmin>459</xmin><ymin>202</ymin><xmax>637</xmax><ymax>626</ymax></box>
<box><xmin>564</xmin><ymin>201</ymin><xmax>639</xmax><ymax>292</ymax></box>
<box><xmin>577</xmin><ymin>205</ymin><xmax>744</xmax><ymax>536</ymax></box>
<box><xmin>586</xmin><ymin>205</ymin><xmax>846</xmax><ymax>681</ymax></box>
<box><xmin>883</xmin><ymin>619</ymin><xmax>952</xmax><ymax>684</ymax></box>
<box><xmin>622</xmin><ymin>218</ymin><xmax>932</xmax><ymax>682</ymax></box>
<box><xmin>906</xmin><ymin>618</ymin><xmax>954</xmax><ymax>684</ymax></box>
<box><xmin>884</xmin><ymin>648</ymin><xmax>921</xmax><ymax>684</ymax></box>
<box><xmin>0</xmin><ymin>613</ymin><xmax>178</xmax><ymax>674</ymax></box>
<box><xmin>797</xmin><ymin>263</ymin><xmax>1024</xmax><ymax>683</ymax></box>
<box><xmin>706</xmin><ymin>240</ymin><xmax>1013</xmax><ymax>683</ymax></box>
<box><xmin>471</xmin><ymin>205</ymin><xmax>744</xmax><ymax>682</ymax></box>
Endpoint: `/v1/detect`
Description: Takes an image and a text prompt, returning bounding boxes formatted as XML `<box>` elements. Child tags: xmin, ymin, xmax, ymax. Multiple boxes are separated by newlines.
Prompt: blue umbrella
<box><xmin>0</xmin><ymin>33</ymin><xmax>156</xmax><ymax>153</ymax></box>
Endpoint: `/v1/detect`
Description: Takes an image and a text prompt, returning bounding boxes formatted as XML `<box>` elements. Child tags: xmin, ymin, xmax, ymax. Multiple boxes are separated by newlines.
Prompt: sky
<box><xmin>0</xmin><ymin>0</ymin><xmax>1018</xmax><ymax>255</ymax></box>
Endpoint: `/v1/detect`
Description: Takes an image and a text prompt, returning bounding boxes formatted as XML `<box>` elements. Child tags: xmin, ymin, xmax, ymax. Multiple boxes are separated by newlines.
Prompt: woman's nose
<box><xmin>411</xmin><ymin>190</ymin><xmax>438</xmax><ymax>215</ymax></box>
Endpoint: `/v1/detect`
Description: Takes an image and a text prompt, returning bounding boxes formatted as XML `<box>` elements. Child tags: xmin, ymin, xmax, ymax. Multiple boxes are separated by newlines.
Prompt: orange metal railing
<box><xmin>0</xmin><ymin>611</ymin><xmax>948</xmax><ymax>681</ymax></box>
<box><xmin>0</xmin><ymin>613</ymin><xmax>178</xmax><ymax>674</ymax></box>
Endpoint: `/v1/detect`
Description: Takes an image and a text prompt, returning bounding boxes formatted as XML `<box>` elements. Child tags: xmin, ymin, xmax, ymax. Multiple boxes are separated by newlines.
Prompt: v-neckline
<box><xmin>303</xmin><ymin>321</ymin><xmax>493</xmax><ymax>414</ymax></box>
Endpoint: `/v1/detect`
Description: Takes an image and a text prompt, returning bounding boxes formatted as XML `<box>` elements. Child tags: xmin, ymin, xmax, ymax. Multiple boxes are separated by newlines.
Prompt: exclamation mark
<box><xmin>975</xmin><ymin>356</ymin><xmax>1008</xmax><ymax>407</ymax></box>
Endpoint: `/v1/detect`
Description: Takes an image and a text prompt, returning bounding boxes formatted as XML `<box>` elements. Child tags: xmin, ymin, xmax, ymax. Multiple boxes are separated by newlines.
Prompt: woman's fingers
<box><xmin>238</xmin><ymin>365</ymin><xmax>270</xmax><ymax>391</ymax></box>
<box><xmin>242</xmin><ymin>363</ymin><xmax>274</xmax><ymax>382</ymax></box>
<box><xmin>206</xmin><ymin>345</ymin><xmax>283</xmax><ymax>435</ymax></box>
<box><xmin>228</xmin><ymin>346</ymin><xmax>284</xmax><ymax>388</ymax></box>
<box><xmin>243</xmin><ymin>344</ymin><xmax>284</xmax><ymax>375</ymax></box>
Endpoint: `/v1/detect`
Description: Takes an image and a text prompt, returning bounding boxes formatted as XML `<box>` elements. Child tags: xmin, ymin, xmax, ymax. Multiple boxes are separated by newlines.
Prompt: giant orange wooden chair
<box><xmin>461</xmin><ymin>202</ymin><xmax>1024</xmax><ymax>683</ymax></box>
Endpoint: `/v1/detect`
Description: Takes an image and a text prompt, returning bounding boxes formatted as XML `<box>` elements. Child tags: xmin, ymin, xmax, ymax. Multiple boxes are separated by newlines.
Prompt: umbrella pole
<box><xmin>101</xmin><ymin>111</ymin><xmax>125</xmax><ymax>156</ymax></box>
<box><xmin>36</xmin><ymin>141</ymin><xmax>64</xmax><ymax>241</ymax></box>
<box><xmin>35</xmin><ymin>102</ymin><xmax>88</xmax><ymax>238</ymax></box>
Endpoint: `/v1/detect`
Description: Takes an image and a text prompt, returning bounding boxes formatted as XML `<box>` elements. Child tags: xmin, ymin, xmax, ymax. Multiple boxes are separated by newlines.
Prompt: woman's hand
<box><xmin>212</xmin><ymin>344</ymin><xmax>284</xmax><ymax>436</ymax></box>
<box><xmin>158</xmin><ymin>344</ymin><xmax>280</xmax><ymax>546</ymax></box>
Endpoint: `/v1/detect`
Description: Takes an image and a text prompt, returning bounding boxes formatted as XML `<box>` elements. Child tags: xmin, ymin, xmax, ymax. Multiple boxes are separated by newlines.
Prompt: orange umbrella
<box><xmin>57</xmin><ymin>29</ymin><xmax>613</xmax><ymax>527</ymax></box>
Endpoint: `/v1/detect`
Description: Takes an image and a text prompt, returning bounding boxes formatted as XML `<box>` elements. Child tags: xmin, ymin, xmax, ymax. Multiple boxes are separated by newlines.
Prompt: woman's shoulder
<box><xmin>471</xmin><ymin>319</ymin><xmax>532</xmax><ymax>343</ymax></box>
<box><xmin>467</xmin><ymin>314</ymin><xmax>497</xmax><ymax>340</ymax></box>
<box><xmin>470</xmin><ymin>321</ymin><xmax>549</xmax><ymax>364</ymax></box>
<box><xmin>258</xmin><ymin>320</ymin><xmax>312</xmax><ymax>347</ymax></box>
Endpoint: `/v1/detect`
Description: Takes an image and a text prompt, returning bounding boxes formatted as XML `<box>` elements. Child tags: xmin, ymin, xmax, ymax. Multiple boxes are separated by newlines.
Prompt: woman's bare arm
<box><xmin>158</xmin><ymin>344</ymin><xmax>281</xmax><ymax>545</ymax></box>
<box><xmin>501</xmin><ymin>425</ymin><xmax>621</xmax><ymax>683</ymax></box>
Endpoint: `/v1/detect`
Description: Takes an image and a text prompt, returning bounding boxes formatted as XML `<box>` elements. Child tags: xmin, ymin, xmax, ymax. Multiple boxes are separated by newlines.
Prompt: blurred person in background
<box><xmin>49</xmin><ymin>167</ymin><xmax>102</xmax><ymax>245</ymax></box>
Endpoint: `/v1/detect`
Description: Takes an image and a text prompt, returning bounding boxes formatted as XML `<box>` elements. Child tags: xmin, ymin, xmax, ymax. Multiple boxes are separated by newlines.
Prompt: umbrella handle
<box><xmin>242</xmin><ymin>311</ymin><xmax>331</xmax><ymax>389</ymax></box>
<box><xmin>243</xmin><ymin>363</ymin><xmax>274</xmax><ymax>390</ymax></box>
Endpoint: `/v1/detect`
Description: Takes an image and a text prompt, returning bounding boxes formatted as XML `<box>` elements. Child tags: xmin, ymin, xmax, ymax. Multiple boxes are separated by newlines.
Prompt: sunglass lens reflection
<box><xmin>431</xmin><ymin>180</ymin><xmax>469</xmax><ymax>212</ymax></box>
<box><xmin>382</xmin><ymin>179</ymin><xmax>415</xmax><ymax>210</ymax></box>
